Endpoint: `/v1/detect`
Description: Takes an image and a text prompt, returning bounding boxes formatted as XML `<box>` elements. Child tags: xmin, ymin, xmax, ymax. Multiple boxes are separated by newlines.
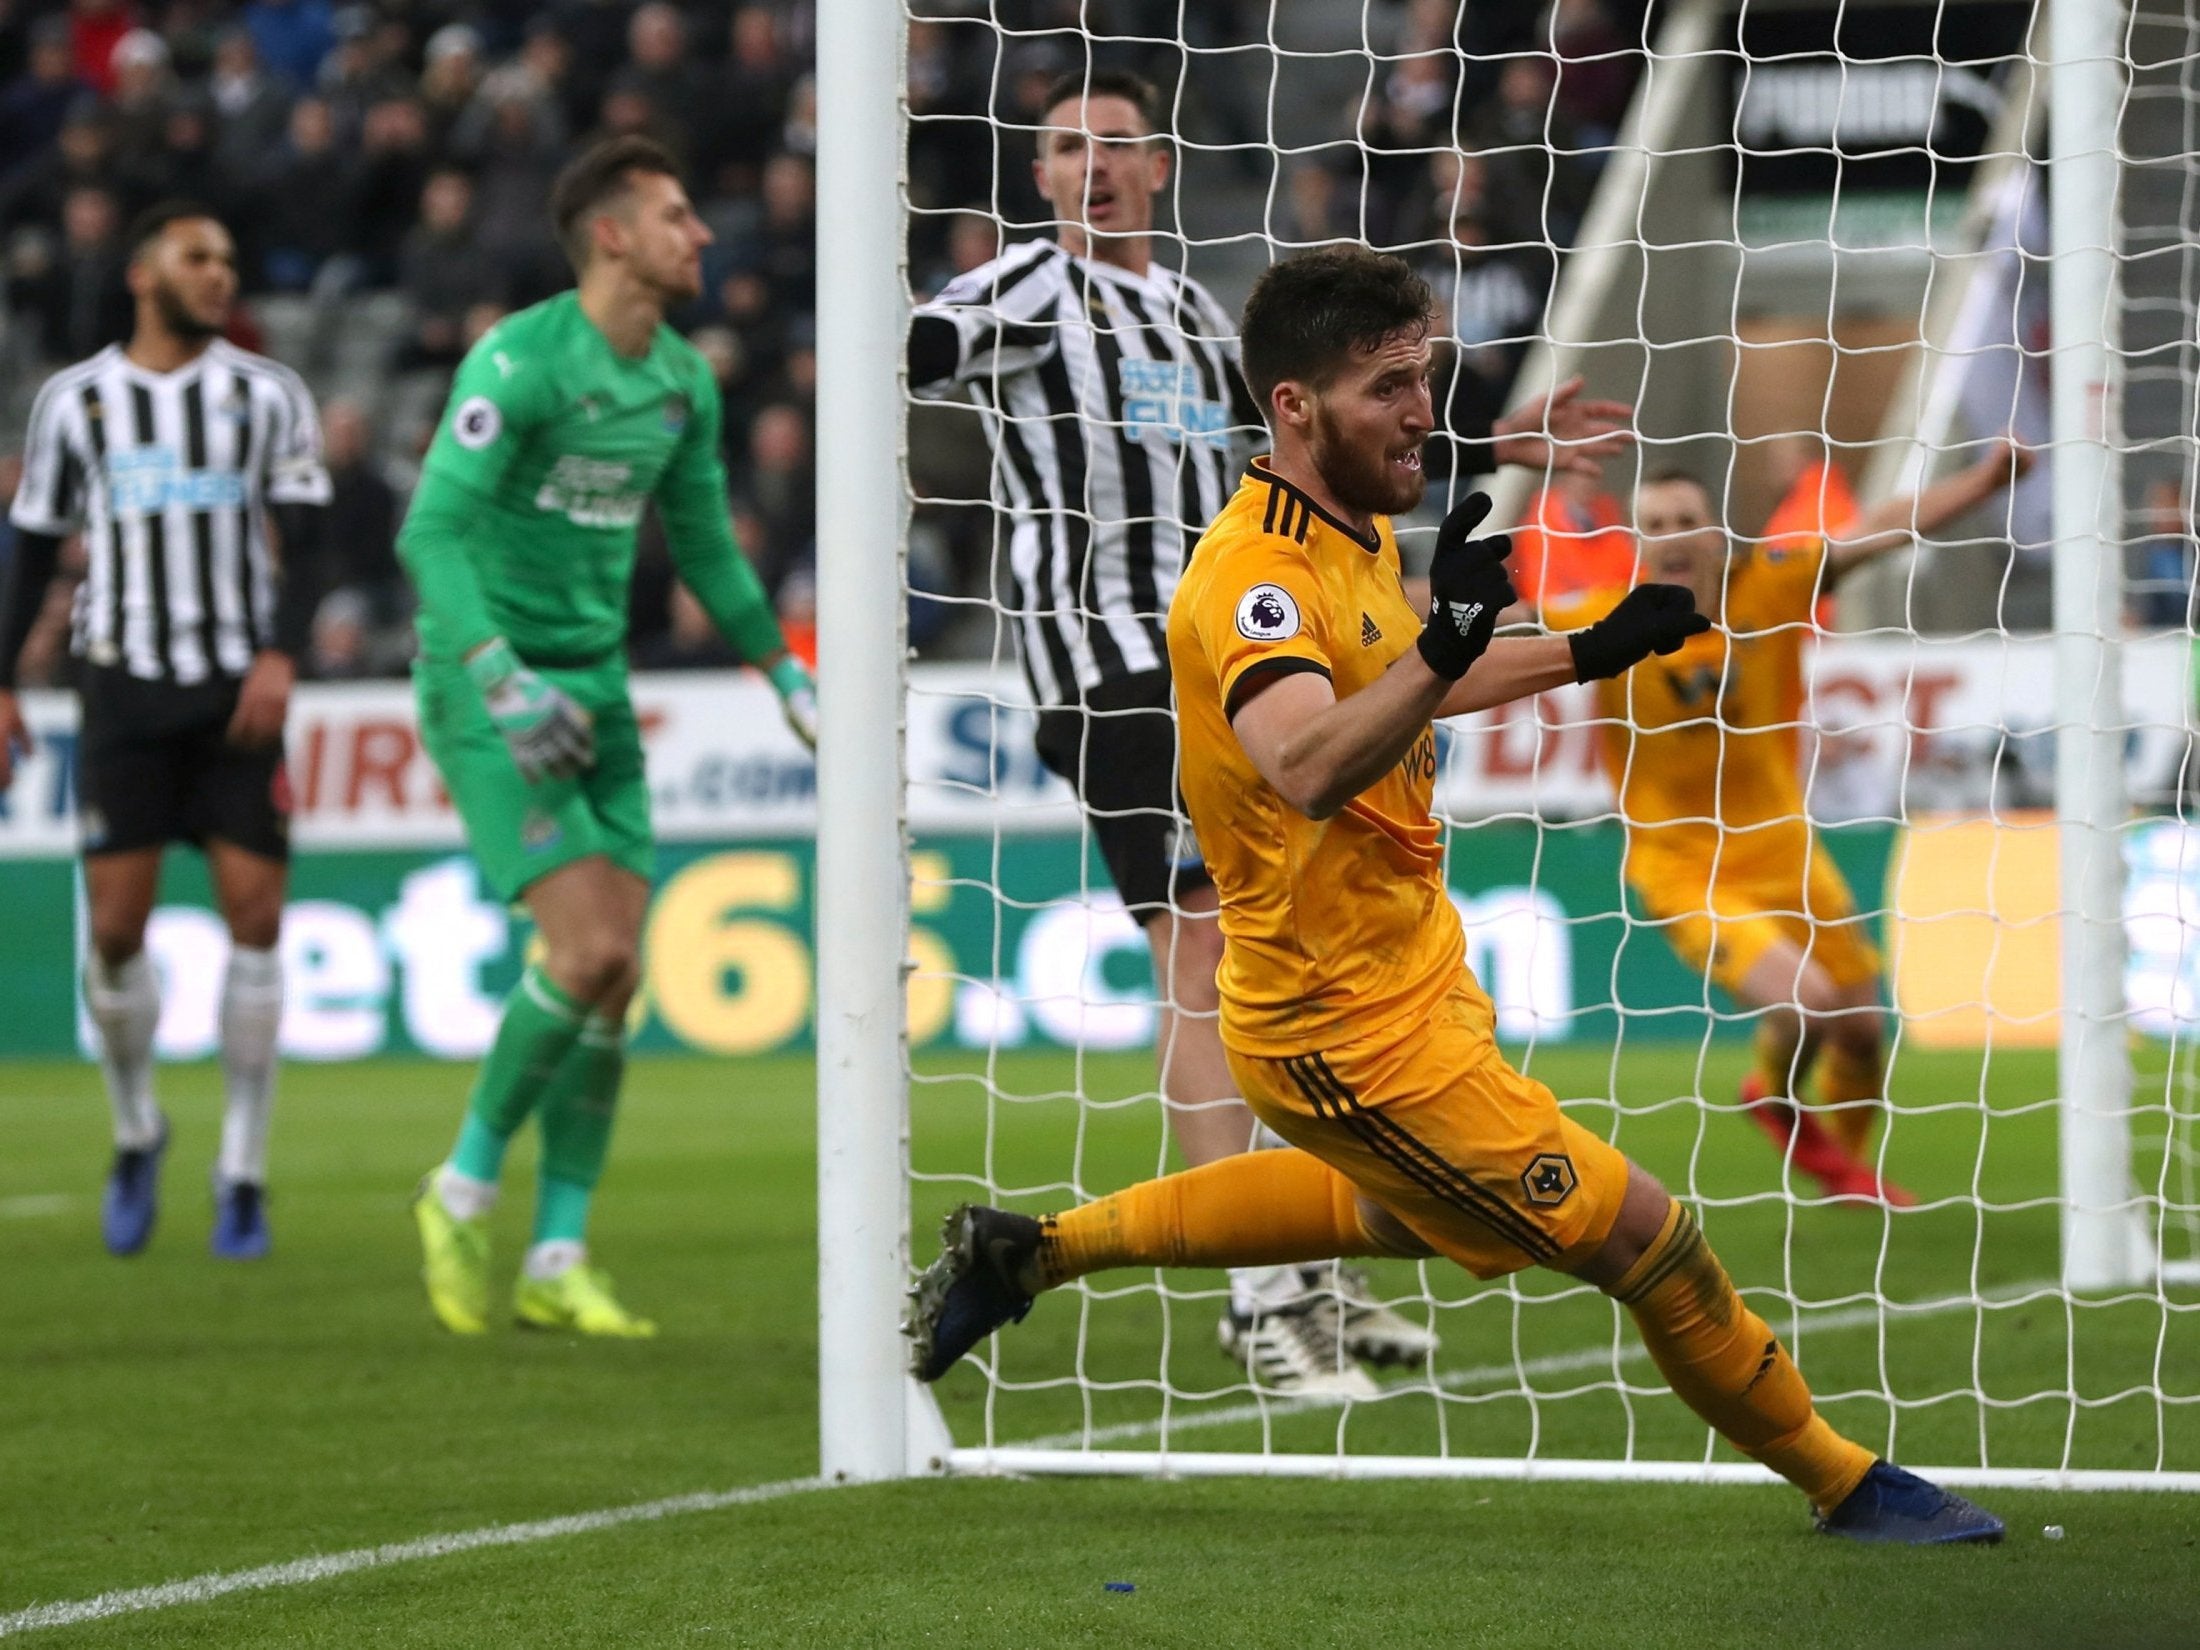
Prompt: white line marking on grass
<box><xmin>0</xmin><ymin>1476</ymin><xmax>831</xmax><ymax>1639</ymax></box>
<box><xmin>0</xmin><ymin>1195</ymin><xmax>73</xmax><ymax>1219</ymax></box>
<box><xmin>1013</xmin><ymin>1280</ymin><xmax>2055</xmax><ymax>1453</ymax></box>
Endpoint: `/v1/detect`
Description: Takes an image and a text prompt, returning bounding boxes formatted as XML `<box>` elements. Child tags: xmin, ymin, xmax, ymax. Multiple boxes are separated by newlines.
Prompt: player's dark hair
<box><xmin>1238</xmin><ymin>246</ymin><xmax>1435</xmax><ymax>417</ymax></box>
<box><xmin>126</xmin><ymin>199</ymin><xmax>221</xmax><ymax>259</ymax></box>
<box><xmin>550</xmin><ymin>135</ymin><xmax>683</xmax><ymax>269</ymax></box>
<box><xmin>1035</xmin><ymin>68</ymin><xmax>1161</xmax><ymax>153</ymax></box>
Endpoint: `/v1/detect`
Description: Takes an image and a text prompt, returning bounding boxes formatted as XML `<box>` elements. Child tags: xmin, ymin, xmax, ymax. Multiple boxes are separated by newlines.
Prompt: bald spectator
<box><xmin>418</xmin><ymin>24</ymin><xmax>483</xmax><ymax>151</ymax></box>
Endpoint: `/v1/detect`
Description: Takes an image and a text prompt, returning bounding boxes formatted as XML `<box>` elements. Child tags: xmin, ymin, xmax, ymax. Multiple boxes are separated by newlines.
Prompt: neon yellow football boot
<box><xmin>412</xmin><ymin>1176</ymin><xmax>492</xmax><ymax>1335</ymax></box>
<box><xmin>513</xmin><ymin>1264</ymin><xmax>658</xmax><ymax>1338</ymax></box>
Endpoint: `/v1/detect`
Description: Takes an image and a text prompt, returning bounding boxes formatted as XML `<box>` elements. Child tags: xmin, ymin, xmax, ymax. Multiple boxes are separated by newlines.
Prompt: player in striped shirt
<box><xmin>0</xmin><ymin>201</ymin><xmax>331</xmax><ymax>1260</ymax></box>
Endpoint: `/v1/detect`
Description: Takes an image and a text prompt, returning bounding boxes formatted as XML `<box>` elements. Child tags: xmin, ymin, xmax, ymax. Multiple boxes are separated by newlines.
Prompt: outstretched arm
<box><xmin>1825</xmin><ymin>438</ymin><xmax>2032</xmax><ymax>583</ymax></box>
<box><xmin>1488</xmin><ymin>375</ymin><xmax>1635</xmax><ymax>478</ymax></box>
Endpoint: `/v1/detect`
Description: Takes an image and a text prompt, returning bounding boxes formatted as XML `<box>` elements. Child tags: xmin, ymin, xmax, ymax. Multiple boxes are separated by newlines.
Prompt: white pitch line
<box><xmin>0</xmin><ymin>1476</ymin><xmax>830</xmax><ymax>1639</ymax></box>
<box><xmin>1013</xmin><ymin>1281</ymin><xmax>2053</xmax><ymax>1453</ymax></box>
<box><xmin>0</xmin><ymin>1195</ymin><xmax>73</xmax><ymax>1220</ymax></box>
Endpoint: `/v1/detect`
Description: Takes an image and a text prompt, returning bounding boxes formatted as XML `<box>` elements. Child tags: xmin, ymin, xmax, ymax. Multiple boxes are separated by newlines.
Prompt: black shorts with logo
<box><xmin>75</xmin><ymin>666</ymin><xmax>292</xmax><ymax>861</ymax></box>
<box><xmin>1032</xmin><ymin>669</ymin><xmax>1212</xmax><ymax>923</ymax></box>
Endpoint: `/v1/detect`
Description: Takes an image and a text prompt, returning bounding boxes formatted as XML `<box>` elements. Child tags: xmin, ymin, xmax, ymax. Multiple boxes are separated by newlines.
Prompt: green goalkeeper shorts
<box><xmin>413</xmin><ymin>656</ymin><xmax>654</xmax><ymax>903</ymax></box>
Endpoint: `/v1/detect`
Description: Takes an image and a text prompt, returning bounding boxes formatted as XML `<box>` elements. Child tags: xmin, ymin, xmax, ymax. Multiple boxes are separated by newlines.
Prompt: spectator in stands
<box><xmin>619</xmin><ymin>5</ymin><xmax>707</xmax><ymax>148</ymax></box>
<box><xmin>418</xmin><ymin>23</ymin><xmax>482</xmax><ymax>153</ymax></box>
<box><xmin>739</xmin><ymin>151</ymin><xmax>816</xmax><ymax>315</ymax></box>
<box><xmin>0</xmin><ymin>20</ymin><xmax>91</xmax><ymax>177</ymax></box>
<box><xmin>0</xmin><ymin>102</ymin><xmax>117</xmax><ymax>236</ymax></box>
<box><xmin>209</xmin><ymin>27</ymin><xmax>293</xmax><ymax>183</ymax></box>
<box><xmin>119</xmin><ymin>94</ymin><xmax>226</xmax><ymax>218</ymax></box>
<box><xmin>317</xmin><ymin>5</ymin><xmax>412</xmax><ymax>145</ymax></box>
<box><xmin>107</xmin><ymin>29</ymin><xmax>173</xmax><ymax>181</ymax></box>
<box><xmin>1466</xmin><ymin>56</ymin><xmax>1594</xmax><ymax>245</ymax></box>
<box><xmin>738</xmin><ymin>402</ymin><xmax>815</xmax><ymax>598</ymax></box>
<box><xmin>1424</xmin><ymin>207</ymin><xmax>1549</xmax><ymax>471</ymax></box>
<box><xmin>1349</xmin><ymin>46</ymin><xmax>1456</xmax><ymax>245</ymax></box>
<box><xmin>66</xmin><ymin>0</ymin><xmax>137</xmax><ymax>101</ymax></box>
<box><xmin>1549</xmin><ymin>0</ymin><xmax>1637</xmax><ymax>148</ymax></box>
<box><xmin>15</xmin><ymin>183</ymin><xmax>132</xmax><ymax>363</ymax></box>
<box><xmin>243</xmin><ymin>0</ymin><xmax>335</xmax><ymax>93</ymax></box>
<box><xmin>397</xmin><ymin>166</ymin><xmax>503</xmax><ymax>370</ymax></box>
<box><xmin>451</xmin><ymin>66</ymin><xmax>569</xmax><ymax>303</ymax></box>
<box><xmin>350</xmin><ymin>94</ymin><xmax>431</xmax><ymax>285</ymax></box>
<box><xmin>904</xmin><ymin>15</ymin><xmax>990</xmax><ymax>232</ymax></box>
<box><xmin>513</xmin><ymin>16</ymin><xmax>583</xmax><ymax>140</ymax></box>
<box><xmin>256</xmin><ymin>95</ymin><xmax>358</xmax><ymax>293</ymax></box>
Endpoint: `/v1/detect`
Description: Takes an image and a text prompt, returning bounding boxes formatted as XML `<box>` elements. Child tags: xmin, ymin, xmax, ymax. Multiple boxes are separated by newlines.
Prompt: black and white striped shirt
<box><xmin>912</xmin><ymin>239</ymin><xmax>1262</xmax><ymax>706</ymax></box>
<box><xmin>10</xmin><ymin>341</ymin><xmax>331</xmax><ymax>685</ymax></box>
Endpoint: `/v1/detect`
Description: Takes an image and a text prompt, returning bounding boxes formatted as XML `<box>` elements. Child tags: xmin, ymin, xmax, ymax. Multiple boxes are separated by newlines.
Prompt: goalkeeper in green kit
<box><xmin>399</xmin><ymin>137</ymin><xmax>817</xmax><ymax>1337</ymax></box>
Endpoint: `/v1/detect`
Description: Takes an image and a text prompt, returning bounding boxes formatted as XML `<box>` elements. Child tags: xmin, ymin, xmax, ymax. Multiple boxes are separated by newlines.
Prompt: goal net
<box><xmin>813</xmin><ymin>0</ymin><xmax>2200</xmax><ymax>1490</ymax></box>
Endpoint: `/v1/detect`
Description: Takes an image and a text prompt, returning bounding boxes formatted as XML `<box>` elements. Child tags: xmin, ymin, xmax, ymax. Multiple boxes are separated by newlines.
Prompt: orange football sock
<box><xmin>1037</xmin><ymin>1148</ymin><xmax>1396</xmax><ymax>1288</ymax></box>
<box><xmin>1614</xmin><ymin>1201</ymin><xmax>1874</xmax><ymax>1512</ymax></box>
<box><xmin>1816</xmin><ymin>1044</ymin><xmax>1883</xmax><ymax>1159</ymax></box>
<box><xmin>1750</xmin><ymin>1019</ymin><xmax>1798</xmax><ymax>1098</ymax></box>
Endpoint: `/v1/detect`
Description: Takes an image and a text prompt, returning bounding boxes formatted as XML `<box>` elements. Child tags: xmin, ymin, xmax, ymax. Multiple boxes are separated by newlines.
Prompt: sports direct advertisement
<box><xmin>0</xmin><ymin>643</ymin><xmax>2192</xmax><ymax>1059</ymax></box>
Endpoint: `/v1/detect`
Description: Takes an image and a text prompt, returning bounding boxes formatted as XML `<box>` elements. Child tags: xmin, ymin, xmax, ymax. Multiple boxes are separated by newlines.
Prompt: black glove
<box><xmin>1568</xmin><ymin>584</ymin><xmax>1710</xmax><ymax>682</ymax></box>
<box><xmin>1416</xmin><ymin>492</ymin><xmax>1516</xmax><ymax>681</ymax></box>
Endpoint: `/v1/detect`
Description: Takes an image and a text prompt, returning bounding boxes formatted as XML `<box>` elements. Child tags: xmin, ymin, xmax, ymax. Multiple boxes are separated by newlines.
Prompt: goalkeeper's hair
<box><xmin>551</xmin><ymin>136</ymin><xmax>684</xmax><ymax>269</ymax></box>
<box><xmin>1239</xmin><ymin>247</ymin><xmax>1436</xmax><ymax>417</ymax></box>
<box><xmin>1035</xmin><ymin>68</ymin><xmax>1161</xmax><ymax>152</ymax></box>
<box><xmin>127</xmin><ymin>199</ymin><xmax>223</xmax><ymax>260</ymax></box>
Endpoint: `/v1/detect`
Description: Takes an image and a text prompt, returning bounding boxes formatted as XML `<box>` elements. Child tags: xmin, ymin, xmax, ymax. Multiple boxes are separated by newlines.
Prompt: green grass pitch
<box><xmin>2</xmin><ymin>1045</ymin><xmax>2196</xmax><ymax>1647</ymax></box>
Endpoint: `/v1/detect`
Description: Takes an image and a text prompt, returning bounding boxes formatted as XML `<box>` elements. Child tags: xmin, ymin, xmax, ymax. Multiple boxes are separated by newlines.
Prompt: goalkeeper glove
<box><xmin>769</xmin><ymin>654</ymin><xmax>818</xmax><ymax>752</ymax></box>
<box><xmin>1567</xmin><ymin>585</ymin><xmax>1710</xmax><ymax>682</ymax></box>
<box><xmin>1416</xmin><ymin>492</ymin><xmax>1517</xmax><ymax>681</ymax></box>
<box><xmin>465</xmin><ymin>637</ymin><xmax>594</xmax><ymax>783</ymax></box>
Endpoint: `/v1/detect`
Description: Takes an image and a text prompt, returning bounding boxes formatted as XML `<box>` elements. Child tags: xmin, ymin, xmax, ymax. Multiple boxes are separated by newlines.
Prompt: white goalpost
<box><xmin>816</xmin><ymin>0</ymin><xmax>2200</xmax><ymax>1491</ymax></box>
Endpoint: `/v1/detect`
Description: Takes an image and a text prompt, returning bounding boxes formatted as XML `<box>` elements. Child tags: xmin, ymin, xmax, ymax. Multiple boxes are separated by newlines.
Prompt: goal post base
<box><xmin>946</xmin><ymin>1448</ymin><xmax>2200</xmax><ymax>1496</ymax></box>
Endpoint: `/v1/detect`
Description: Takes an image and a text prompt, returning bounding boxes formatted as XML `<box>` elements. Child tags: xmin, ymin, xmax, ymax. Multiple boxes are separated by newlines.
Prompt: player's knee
<box><xmin>224</xmin><ymin>899</ymin><xmax>283</xmax><ymax>951</ymax></box>
<box><xmin>1571</xmin><ymin>1162</ymin><xmax>1672</xmax><ymax>1290</ymax></box>
<box><xmin>547</xmin><ymin>931</ymin><xmax>639</xmax><ymax>1007</ymax></box>
<box><xmin>87</xmin><ymin>923</ymin><xmax>146</xmax><ymax>971</ymax></box>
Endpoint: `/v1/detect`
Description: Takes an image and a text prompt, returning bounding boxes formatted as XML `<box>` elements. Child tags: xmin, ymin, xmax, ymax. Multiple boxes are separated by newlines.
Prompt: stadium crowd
<box><xmin>1</xmin><ymin>0</ymin><xmax>2179</xmax><ymax>684</ymax></box>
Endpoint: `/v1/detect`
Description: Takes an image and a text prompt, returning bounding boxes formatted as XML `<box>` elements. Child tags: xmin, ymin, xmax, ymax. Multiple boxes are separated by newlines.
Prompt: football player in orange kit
<box><xmin>1544</xmin><ymin>445</ymin><xmax>2028</xmax><ymax>1203</ymax></box>
<box><xmin>906</xmin><ymin>246</ymin><xmax>2005</xmax><ymax>1544</ymax></box>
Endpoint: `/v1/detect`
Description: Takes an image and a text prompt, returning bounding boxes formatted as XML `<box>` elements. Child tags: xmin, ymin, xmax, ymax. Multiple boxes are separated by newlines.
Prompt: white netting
<box><xmin>893</xmin><ymin>0</ymin><xmax>2200</xmax><ymax>1485</ymax></box>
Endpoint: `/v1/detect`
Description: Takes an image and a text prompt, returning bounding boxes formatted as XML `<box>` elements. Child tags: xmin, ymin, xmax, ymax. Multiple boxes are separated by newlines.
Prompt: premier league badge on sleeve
<box><xmin>1235</xmin><ymin>583</ymin><xmax>1301</xmax><ymax>642</ymax></box>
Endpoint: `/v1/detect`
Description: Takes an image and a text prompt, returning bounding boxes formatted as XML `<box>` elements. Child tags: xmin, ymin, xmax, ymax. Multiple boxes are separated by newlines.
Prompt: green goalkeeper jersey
<box><xmin>398</xmin><ymin>291</ymin><xmax>782</xmax><ymax>669</ymax></box>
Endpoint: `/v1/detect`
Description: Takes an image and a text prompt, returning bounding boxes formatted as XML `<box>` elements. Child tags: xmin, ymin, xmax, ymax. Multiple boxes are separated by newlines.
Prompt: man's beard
<box><xmin>1310</xmin><ymin>402</ymin><xmax>1425</xmax><ymax>518</ymax></box>
<box><xmin>153</xmin><ymin>283</ymin><xmax>223</xmax><ymax>341</ymax></box>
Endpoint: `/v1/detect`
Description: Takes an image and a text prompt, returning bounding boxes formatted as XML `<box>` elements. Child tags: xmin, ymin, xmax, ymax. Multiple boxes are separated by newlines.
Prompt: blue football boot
<box><xmin>904</xmin><ymin>1205</ymin><xmax>1042</xmax><ymax>1381</ymax></box>
<box><xmin>101</xmin><ymin>1118</ymin><xmax>168</xmax><ymax>1256</ymax></box>
<box><xmin>210</xmin><ymin>1180</ymin><xmax>271</xmax><ymax>1260</ymax></box>
<box><xmin>1817</xmin><ymin>1460</ymin><xmax>2005</xmax><ymax>1545</ymax></box>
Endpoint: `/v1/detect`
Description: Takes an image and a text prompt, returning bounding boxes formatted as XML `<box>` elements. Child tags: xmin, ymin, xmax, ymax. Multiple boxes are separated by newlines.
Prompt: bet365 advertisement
<box><xmin>1</xmin><ymin>651</ymin><xmax>2194</xmax><ymax>1059</ymax></box>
